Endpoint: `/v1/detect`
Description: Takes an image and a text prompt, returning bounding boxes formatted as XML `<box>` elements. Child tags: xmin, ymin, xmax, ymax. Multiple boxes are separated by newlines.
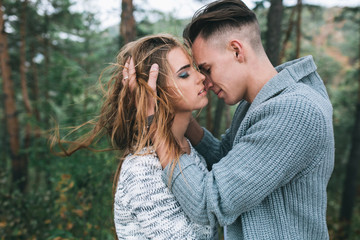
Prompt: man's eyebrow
<box><xmin>176</xmin><ymin>64</ymin><xmax>191</xmax><ymax>73</ymax></box>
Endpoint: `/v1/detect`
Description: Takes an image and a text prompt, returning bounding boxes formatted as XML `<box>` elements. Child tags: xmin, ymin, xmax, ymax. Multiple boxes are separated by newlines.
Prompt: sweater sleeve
<box><xmin>125</xmin><ymin>156</ymin><xmax>197</xmax><ymax>239</ymax></box>
<box><xmin>162</xmin><ymin>96</ymin><xmax>327</xmax><ymax>226</ymax></box>
<box><xmin>194</xmin><ymin>128</ymin><xmax>232</xmax><ymax>167</ymax></box>
<box><xmin>195</xmin><ymin>101</ymin><xmax>250</xmax><ymax>168</ymax></box>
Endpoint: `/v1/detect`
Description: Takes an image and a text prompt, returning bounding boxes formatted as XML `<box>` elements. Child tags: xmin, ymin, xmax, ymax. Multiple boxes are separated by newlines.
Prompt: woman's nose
<box><xmin>197</xmin><ymin>71</ymin><xmax>206</xmax><ymax>83</ymax></box>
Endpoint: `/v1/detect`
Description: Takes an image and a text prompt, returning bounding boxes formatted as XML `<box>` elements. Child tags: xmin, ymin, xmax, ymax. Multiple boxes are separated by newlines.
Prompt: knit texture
<box><xmin>162</xmin><ymin>56</ymin><xmax>335</xmax><ymax>240</ymax></box>
<box><xmin>114</xmin><ymin>143</ymin><xmax>218</xmax><ymax>239</ymax></box>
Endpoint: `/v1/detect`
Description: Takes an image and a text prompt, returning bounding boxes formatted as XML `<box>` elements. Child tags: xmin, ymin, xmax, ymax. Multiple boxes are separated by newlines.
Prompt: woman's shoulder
<box><xmin>117</xmin><ymin>148</ymin><xmax>164</xmax><ymax>192</ymax></box>
<box><xmin>115</xmin><ymin>148</ymin><xmax>164</xmax><ymax>199</ymax></box>
<box><xmin>121</xmin><ymin>148</ymin><xmax>161</xmax><ymax>173</ymax></box>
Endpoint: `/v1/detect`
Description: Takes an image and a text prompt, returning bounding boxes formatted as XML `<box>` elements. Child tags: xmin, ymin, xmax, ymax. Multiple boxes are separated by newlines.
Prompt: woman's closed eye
<box><xmin>178</xmin><ymin>71</ymin><xmax>190</xmax><ymax>79</ymax></box>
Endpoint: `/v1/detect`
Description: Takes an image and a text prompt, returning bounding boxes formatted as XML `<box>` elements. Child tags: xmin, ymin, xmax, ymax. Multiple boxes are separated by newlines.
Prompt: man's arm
<box><xmin>186</xmin><ymin>101</ymin><xmax>249</xmax><ymax>168</ymax></box>
<box><xmin>162</xmin><ymin>97</ymin><xmax>329</xmax><ymax>226</ymax></box>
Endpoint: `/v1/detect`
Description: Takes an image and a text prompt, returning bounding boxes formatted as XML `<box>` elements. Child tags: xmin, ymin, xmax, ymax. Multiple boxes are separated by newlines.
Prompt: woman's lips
<box><xmin>198</xmin><ymin>89</ymin><xmax>206</xmax><ymax>95</ymax></box>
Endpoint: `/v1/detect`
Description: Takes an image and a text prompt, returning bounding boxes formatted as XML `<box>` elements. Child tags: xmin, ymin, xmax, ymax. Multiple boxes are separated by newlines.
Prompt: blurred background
<box><xmin>0</xmin><ymin>0</ymin><xmax>359</xmax><ymax>239</ymax></box>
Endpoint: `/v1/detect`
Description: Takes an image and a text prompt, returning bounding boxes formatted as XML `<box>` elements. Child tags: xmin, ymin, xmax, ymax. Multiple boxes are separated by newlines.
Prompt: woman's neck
<box><xmin>172</xmin><ymin>111</ymin><xmax>192</xmax><ymax>154</ymax></box>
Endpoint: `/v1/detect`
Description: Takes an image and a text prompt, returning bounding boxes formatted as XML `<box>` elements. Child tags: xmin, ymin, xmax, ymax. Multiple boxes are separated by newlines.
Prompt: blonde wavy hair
<box><xmin>50</xmin><ymin>34</ymin><xmax>194</xmax><ymax>196</ymax></box>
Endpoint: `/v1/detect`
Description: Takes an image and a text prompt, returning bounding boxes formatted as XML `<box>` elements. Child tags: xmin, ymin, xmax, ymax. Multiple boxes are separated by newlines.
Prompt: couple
<box><xmin>58</xmin><ymin>0</ymin><xmax>334</xmax><ymax>239</ymax></box>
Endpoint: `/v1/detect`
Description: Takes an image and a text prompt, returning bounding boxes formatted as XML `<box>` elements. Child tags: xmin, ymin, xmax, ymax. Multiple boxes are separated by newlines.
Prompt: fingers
<box><xmin>146</xmin><ymin>63</ymin><xmax>159</xmax><ymax>117</ymax></box>
<box><xmin>122</xmin><ymin>57</ymin><xmax>137</xmax><ymax>91</ymax></box>
<box><xmin>148</xmin><ymin>63</ymin><xmax>159</xmax><ymax>92</ymax></box>
<box><xmin>128</xmin><ymin>57</ymin><xmax>137</xmax><ymax>90</ymax></box>
<box><xmin>122</xmin><ymin>58</ymin><xmax>130</xmax><ymax>86</ymax></box>
<box><xmin>122</xmin><ymin>58</ymin><xmax>158</xmax><ymax>95</ymax></box>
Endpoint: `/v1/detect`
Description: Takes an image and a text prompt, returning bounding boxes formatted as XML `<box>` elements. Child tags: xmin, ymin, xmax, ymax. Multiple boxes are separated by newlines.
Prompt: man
<box><xmin>126</xmin><ymin>1</ymin><xmax>334</xmax><ymax>239</ymax></box>
<box><xmin>163</xmin><ymin>0</ymin><xmax>335</xmax><ymax>239</ymax></box>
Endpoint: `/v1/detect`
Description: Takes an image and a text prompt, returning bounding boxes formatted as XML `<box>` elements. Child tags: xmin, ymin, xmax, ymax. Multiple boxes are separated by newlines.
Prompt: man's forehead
<box><xmin>191</xmin><ymin>37</ymin><xmax>209</xmax><ymax>65</ymax></box>
<box><xmin>192</xmin><ymin>36</ymin><xmax>207</xmax><ymax>49</ymax></box>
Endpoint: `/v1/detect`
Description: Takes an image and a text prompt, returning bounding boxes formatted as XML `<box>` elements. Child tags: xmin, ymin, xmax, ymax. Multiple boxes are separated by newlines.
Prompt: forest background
<box><xmin>0</xmin><ymin>0</ymin><xmax>359</xmax><ymax>239</ymax></box>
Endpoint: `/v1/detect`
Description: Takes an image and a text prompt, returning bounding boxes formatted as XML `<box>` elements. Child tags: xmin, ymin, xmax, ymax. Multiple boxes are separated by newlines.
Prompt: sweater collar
<box><xmin>248</xmin><ymin>55</ymin><xmax>317</xmax><ymax>112</ymax></box>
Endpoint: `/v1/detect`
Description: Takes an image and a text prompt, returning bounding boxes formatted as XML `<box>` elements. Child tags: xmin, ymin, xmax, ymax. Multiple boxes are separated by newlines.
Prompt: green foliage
<box><xmin>1</xmin><ymin>0</ymin><xmax>119</xmax><ymax>238</ymax></box>
<box><xmin>326</xmin><ymin>67</ymin><xmax>359</xmax><ymax>238</ymax></box>
<box><xmin>0</xmin><ymin>150</ymin><xmax>117</xmax><ymax>239</ymax></box>
<box><xmin>137</xmin><ymin>10</ymin><xmax>189</xmax><ymax>37</ymax></box>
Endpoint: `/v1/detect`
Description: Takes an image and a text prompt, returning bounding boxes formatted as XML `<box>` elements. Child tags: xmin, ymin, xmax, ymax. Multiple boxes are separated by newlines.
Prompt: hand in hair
<box><xmin>122</xmin><ymin>57</ymin><xmax>159</xmax><ymax>117</ymax></box>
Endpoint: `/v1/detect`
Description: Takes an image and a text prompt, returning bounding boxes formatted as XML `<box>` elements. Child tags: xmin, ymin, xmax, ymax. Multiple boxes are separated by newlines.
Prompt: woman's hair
<box><xmin>50</xmin><ymin>33</ymin><xmax>192</xmax><ymax>197</ymax></box>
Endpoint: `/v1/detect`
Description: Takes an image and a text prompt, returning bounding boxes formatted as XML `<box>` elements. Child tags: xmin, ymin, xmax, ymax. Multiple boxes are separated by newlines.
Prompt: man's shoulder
<box><xmin>248</xmin><ymin>90</ymin><xmax>331</xmax><ymax>128</ymax></box>
<box><xmin>285</xmin><ymin>82</ymin><xmax>332</xmax><ymax>116</ymax></box>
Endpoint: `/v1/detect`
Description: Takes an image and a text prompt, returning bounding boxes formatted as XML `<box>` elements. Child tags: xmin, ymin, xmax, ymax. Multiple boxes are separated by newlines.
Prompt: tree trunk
<box><xmin>339</xmin><ymin>58</ymin><xmax>360</xmax><ymax>239</ymax></box>
<box><xmin>20</xmin><ymin>0</ymin><xmax>31</xmax><ymax>114</ymax></box>
<box><xmin>43</xmin><ymin>11</ymin><xmax>50</xmax><ymax>129</ymax></box>
<box><xmin>43</xmin><ymin>10</ymin><xmax>52</xmax><ymax>189</ymax></box>
<box><xmin>206</xmin><ymin>93</ymin><xmax>212</xmax><ymax>132</ymax></box>
<box><xmin>213</xmin><ymin>99</ymin><xmax>225</xmax><ymax>138</ymax></box>
<box><xmin>0</xmin><ymin>111</ymin><xmax>6</xmax><ymax>170</ymax></box>
<box><xmin>225</xmin><ymin>105</ymin><xmax>231</xmax><ymax>129</ymax></box>
<box><xmin>279</xmin><ymin>6</ymin><xmax>296</xmax><ymax>63</ymax></box>
<box><xmin>265</xmin><ymin>0</ymin><xmax>283</xmax><ymax>66</ymax></box>
<box><xmin>120</xmin><ymin>0</ymin><xmax>136</xmax><ymax>45</ymax></box>
<box><xmin>295</xmin><ymin>0</ymin><xmax>302</xmax><ymax>58</ymax></box>
<box><xmin>0</xmin><ymin>0</ymin><xmax>26</xmax><ymax>192</ymax></box>
<box><xmin>30</xmin><ymin>46</ymin><xmax>41</xmax><ymax>127</ymax></box>
<box><xmin>20</xmin><ymin>0</ymin><xmax>30</xmax><ymax>191</ymax></box>
<box><xmin>30</xmin><ymin>45</ymin><xmax>42</xmax><ymax>188</ymax></box>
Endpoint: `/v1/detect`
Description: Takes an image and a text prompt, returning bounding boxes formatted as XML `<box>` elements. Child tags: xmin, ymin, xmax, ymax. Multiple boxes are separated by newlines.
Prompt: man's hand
<box><xmin>184</xmin><ymin>116</ymin><xmax>204</xmax><ymax>146</ymax></box>
<box><xmin>122</xmin><ymin>57</ymin><xmax>159</xmax><ymax>116</ymax></box>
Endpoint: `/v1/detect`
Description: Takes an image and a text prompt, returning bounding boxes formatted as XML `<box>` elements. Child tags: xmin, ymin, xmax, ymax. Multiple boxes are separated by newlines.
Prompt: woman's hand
<box><xmin>122</xmin><ymin>57</ymin><xmax>159</xmax><ymax>116</ymax></box>
<box><xmin>122</xmin><ymin>58</ymin><xmax>172</xmax><ymax>169</ymax></box>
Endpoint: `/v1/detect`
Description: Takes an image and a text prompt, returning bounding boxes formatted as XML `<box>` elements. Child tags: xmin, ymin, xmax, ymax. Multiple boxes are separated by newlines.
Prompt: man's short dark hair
<box><xmin>183</xmin><ymin>0</ymin><xmax>258</xmax><ymax>46</ymax></box>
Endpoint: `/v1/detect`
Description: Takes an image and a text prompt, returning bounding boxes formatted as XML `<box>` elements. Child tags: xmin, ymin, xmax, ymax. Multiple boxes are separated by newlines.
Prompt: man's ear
<box><xmin>229</xmin><ymin>40</ymin><xmax>245</xmax><ymax>63</ymax></box>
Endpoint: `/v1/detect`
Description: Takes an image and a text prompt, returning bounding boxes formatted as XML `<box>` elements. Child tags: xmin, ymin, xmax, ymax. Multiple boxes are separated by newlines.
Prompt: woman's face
<box><xmin>167</xmin><ymin>47</ymin><xmax>208</xmax><ymax>112</ymax></box>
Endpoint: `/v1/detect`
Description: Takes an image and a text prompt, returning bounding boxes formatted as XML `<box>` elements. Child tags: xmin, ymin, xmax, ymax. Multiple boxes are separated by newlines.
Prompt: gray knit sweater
<box><xmin>114</xmin><ymin>144</ymin><xmax>218</xmax><ymax>239</ymax></box>
<box><xmin>162</xmin><ymin>56</ymin><xmax>334</xmax><ymax>239</ymax></box>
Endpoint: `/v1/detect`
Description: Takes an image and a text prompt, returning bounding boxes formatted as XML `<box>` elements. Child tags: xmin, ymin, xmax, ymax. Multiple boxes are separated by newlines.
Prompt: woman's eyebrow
<box><xmin>176</xmin><ymin>64</ymin><xmax>190</xmax><ymax>73</ymax></box>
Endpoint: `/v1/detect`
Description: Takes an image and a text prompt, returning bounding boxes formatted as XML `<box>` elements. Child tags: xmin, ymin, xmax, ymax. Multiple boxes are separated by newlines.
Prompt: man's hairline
<box><xmin>193</xmin><ymin>25</ymin><xmax>252</xmax><ymax>50</ymax></box>
<box><xmin>195</xmin><ymin>21</ymin><xmax>263</xmax><ymax>56</ymax></box>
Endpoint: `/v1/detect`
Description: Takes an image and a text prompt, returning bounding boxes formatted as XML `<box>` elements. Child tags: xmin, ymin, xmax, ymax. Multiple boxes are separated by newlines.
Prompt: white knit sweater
<box><xmin>114</xmin><ymin>143</ymin><xmax>217</xmax><ymax>239</ymax></box>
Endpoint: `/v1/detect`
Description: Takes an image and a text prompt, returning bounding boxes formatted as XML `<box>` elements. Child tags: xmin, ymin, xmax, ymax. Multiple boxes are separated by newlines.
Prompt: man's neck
<box><xmin>246</xmin><ymin>56</ymin><xmax>278</xmax><ymax>103</ymax></box>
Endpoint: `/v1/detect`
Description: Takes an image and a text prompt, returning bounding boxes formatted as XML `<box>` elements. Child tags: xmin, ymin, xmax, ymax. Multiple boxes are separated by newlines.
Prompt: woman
<box><xmin>52</xmin><ymin>34</ymin><xmax>217</xmax><ymax>239</ymax></box>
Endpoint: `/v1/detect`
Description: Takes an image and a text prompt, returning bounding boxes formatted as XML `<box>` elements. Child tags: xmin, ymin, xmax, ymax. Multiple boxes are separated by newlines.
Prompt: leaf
<box><xmin>61</xmin><ymin>174</ymin><xmax>71</xmax><ymax>181</ymax></box>
<box><xmin>72</xmin><ymin>209</ymin><xmax>84</xmax><ymax>217</ymax></box>
<box><xmin>66</xmin><ymin>222</ymin><xmax>73</xmax><ymax>230</ymax></box>
<box><xmin>44</xmin><ymin>219</ymin><xmax>52</xmax><ymax>224</ymax></box>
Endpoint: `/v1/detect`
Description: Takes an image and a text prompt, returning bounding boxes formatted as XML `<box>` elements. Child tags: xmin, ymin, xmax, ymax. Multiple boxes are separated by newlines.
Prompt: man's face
<box><xmin>192</xmin><ymin>36</ymin><xmax>248</xmax><ymax>105</ymax></box>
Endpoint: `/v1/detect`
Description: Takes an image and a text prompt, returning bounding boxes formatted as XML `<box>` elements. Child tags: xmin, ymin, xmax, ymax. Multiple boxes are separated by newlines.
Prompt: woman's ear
<box><xmin>229</xmin><ymin>40</ymin><xmax>245</xmax><ymax>63</ymax></box>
